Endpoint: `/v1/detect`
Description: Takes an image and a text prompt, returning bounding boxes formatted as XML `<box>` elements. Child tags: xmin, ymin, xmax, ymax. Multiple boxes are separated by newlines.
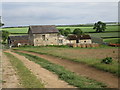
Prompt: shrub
<box><xmin>101</xmin><ymin>57</ymin><xmax>113</xmax><ymax>64</ymax></box>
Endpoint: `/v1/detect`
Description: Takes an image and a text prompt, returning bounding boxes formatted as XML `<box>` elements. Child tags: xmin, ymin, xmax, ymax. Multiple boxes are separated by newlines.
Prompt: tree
<box><xmin>2</xmin><ymin>30</ymin><xmax>10</xmax><ymax>43</ymax></box>
<box><xmin>73</xmin><ymin>28</ymin><xmax>84</xmax><ymax>35</ymax></box>
<box><xmin>65</xmin><ymin>28</ymin><xmax>71</xmax><ymax>33</ymax></box>
<box><xmin>58</xmin><ymin>29</ymin><xmax>65</xmax><ymax>36</ymax></box>
<box><xmin>64</xmin><ymin>30</ymin><xmax>71</xmax><ymax>36</ymax></box>
<box><xmin>93</xmin><ymin>21</ymin><xmax>106</xmax><ymax>32</ymax></box>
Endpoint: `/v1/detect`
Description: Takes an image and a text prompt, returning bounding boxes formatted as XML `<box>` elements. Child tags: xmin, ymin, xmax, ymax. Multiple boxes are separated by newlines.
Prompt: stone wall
<box><xmin>33</xmin><ymin>33</ymin><xmax>58</xmax><ymax>46</ymax></box>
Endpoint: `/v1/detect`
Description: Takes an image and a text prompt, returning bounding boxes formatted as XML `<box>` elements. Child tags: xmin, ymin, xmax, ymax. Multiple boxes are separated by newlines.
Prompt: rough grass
<box><xmin>14</xmin><ymin>51</ymin><xmax>107</xmax><ymax>88</ymax></box>
<box><xmin>14</xmin><ymin>46</ymin><xmax>119</xmax><ymax>76</ymax></box>
<box><xmin>4</xmin><ymin>52</ymin><xmax>44</xmax><ymax>88</ymax></box>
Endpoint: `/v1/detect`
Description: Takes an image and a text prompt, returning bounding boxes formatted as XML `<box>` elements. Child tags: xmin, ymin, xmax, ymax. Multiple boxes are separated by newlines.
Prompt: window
<box><xmin>59</xmin><ymin>39</ymin><xmax>63</xmax><ymax>43</ymax></box>
<box><xmin>42</xmin><ymin>35</ymin><xmax>45</xmax><ymax>40</ymax></box>
<box><xmin>84</xmin><ymin>41</ymin><xmax>86</xmax><ymax>42</ymax></box>
<box><xmin>76</xmin><ymin>40</ymin><xmax>79</xmax><ymax>43</ymax></box>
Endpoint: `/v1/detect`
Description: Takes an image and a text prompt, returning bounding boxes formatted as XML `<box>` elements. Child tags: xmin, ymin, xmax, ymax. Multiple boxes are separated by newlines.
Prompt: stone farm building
<box><xmin>8</xmin><ymin>25</ymin><xmax>103</xmax><ymax>47</ymax></box>
<box><xmin>67</xmin><ymin>35</ymin><xmax>92</xmax><ymax>44</ymax></box>
<box><xmin>8</xmin><ymin>35</ymin><xmax>29</xmax><ymax>47</ymax></box>
<box><xmin>28</xmin><ymin>25</ymin><xmax>59</xmax><ymax>46</ymax></box>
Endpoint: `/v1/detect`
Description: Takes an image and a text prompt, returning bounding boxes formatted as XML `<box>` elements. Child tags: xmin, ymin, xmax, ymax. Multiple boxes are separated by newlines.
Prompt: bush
<box><xmin>101</xmin><ymin>57</ymin><xmax>113</xmax><ymax>64</ymax></box>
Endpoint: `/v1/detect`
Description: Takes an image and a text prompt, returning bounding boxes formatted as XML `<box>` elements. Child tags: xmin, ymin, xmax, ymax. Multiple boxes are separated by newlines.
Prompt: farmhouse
<box><xmin>28</xmin><ymin>25</ymin><xmax>59</xmax><ymax>46</ymax></box>
<box><xmin>8</xmin><ymin>35</ymin><xmax>29</xmax><ymax>47</ymax></box>
<box><xmin>67</xmin><ymin>35</ymin><xmax>92</xmax><ymax>44</ymax></box>
<box><xmin>7</xmin><ymin>25</ymin><xmax>103</xmax><ymax>47</ymax></box>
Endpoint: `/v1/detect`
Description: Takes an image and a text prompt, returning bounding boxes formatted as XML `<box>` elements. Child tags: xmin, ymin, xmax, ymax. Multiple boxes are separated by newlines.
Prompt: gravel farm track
<box><xmin>14</xmin><ymin>50</ymin><xmax>119</xmax><ymax>88</ymax></box>
<box><xmin>3</xmin><ymin>51</ymin><xmax>76</xmax><ymax>88</ymax></box>
<box><xmin>3</xmin><ymin>50</ymin><xmax>119</xmax><ymax>88</ymax></box>
<box><xmin>2</xmin><ymin>53</ymin><xmax>21</xmax><ymax>88</ymax></box>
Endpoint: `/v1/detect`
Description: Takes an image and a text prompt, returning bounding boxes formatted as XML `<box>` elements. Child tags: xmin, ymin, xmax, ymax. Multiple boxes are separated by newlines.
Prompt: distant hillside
<box><xmin>1</xmin><ymin>22</ymin><xmax>118</xmax><ymax>28</ymax></box>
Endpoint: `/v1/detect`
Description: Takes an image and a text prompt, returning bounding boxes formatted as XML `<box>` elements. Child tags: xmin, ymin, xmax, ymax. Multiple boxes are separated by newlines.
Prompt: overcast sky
<box><xmin>2</xmin><ymin>2</ymin><xmax>118</xmax><ymax>26</ymax></box>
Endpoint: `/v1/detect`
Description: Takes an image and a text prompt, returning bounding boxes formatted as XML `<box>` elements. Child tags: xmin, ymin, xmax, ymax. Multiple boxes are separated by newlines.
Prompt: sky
<box><xmin>1</xmin><ymin>1</ymin><xmax>118</xmax><ymax>26</ymax></box>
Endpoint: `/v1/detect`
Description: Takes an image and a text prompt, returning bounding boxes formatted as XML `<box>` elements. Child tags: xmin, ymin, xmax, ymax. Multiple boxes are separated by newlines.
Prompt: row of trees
<box><xmin>59</xmin><ymin>21</ymin><xmax>106</xmax><ymax>36</ymax></box>
<box><xmin>58</xmin><ymin>28</ymin><xmax>84</xmax><ymax>36</ymax></box>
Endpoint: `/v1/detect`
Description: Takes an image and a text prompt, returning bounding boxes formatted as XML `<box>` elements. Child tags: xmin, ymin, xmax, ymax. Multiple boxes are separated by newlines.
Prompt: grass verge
<box><xmin>4</xmin><ymin>52</ymin><xmax>44</xmax><ymax>88</ymax></box>
<box><xmin>14</xmin><ymin>51</ymin><xmax>107</xmax><ymax>88</ymax></box>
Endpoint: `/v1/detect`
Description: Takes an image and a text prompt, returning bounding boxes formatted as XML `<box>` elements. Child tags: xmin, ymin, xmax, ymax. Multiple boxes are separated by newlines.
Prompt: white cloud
<box><xmin>2</xmin><ymin>2</ymin><xmax>118</xmax><ymax>26</ymax></box>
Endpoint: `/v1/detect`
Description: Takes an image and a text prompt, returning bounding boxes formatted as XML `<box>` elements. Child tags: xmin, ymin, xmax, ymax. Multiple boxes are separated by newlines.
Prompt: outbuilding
<box><xmin>67</xmin><ymin>35</ymin><xmax>92</xmax><ymax>44</ymax></box>
<box><xmin>8</xmin><ymin>35</ymin><xmax>29</xmax><ymax>47</ymax></box>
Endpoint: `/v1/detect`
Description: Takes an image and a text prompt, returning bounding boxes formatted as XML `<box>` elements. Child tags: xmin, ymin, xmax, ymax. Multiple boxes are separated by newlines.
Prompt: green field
<box><xmin>1</xmin><ymin>25</ymin><xmax>119</xmax><ymax>43</ymax></box>
<box><xmin>103</xmin><ymin>38</ymin><xmax>120</xmax><ymax>44</ymax></box>
<box><xmin>57</xmin><ymin>25</ymin><xmax>119</xmax><ymax>32</ymax></box>
<box><xmin>0</xmin><ymin>27</ymin><xmax>28</xmax><ymax>33</ymax></box>
<box><xmin>14</xmin><ymin>46</ymin><xmax>119</xmax><ymax>76</ymax></box>
<box><xmin>89</xmin><ymin>32</ymin><xmax>119</xmax><ymax>38</ymax></box>
<box><xmin>0</xmin><ymin>25</ymin><xmax>119</xmax><ymax>34</ymax></box>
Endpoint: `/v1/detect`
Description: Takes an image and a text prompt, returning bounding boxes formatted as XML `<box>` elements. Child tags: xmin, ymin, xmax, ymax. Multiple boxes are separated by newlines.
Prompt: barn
<box><xmin>28</xmin><ymin>25</ymin><xmax>59</xmax><ymax>46</ymax></box>
<box><xmin>67</xmin><ymin>35</ymin><xmax>92</xmax><ymax>44</ymax></box>
<box><xmin>8</xmin><ymin>35</ymin><xmax>29</xmax><ymax>47</ymax></box>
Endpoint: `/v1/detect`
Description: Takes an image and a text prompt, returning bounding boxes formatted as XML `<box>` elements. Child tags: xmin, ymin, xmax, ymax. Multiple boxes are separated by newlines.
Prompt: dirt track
<box><xmin>7</xmin><ymin>51</ymin><xmax>76</xmax><ymax>88</ymax></box>
<box><xmin>16</xmin><ymin>50</ymin><xmax>119</xmax><ymax>88</ymax></box>
<box><xmin>2</xmin><ymin>53</ymin><xmax>21</xmax><ymax>88</ymax></box>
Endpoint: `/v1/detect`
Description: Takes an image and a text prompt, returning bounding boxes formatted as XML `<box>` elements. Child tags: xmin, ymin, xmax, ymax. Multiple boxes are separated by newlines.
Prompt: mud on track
<box><xmin>16</xmin><ymin>50</ymin><xmax>119</xmax><ymax>88</ymax></box>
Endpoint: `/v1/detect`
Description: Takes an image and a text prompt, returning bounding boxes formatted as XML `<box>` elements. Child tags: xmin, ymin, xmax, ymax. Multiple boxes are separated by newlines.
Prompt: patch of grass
<box><xmin>89</xmin><ymin>32</ymin><xmax>119</xmax><ymax>38</ymax></box>
<box><xmin>4</xmin><ymin>52</ymin><xmax>44</xmax><ymax>88</ymax></box>
<box><xmin>14</xmin><ymin>51</ymin><xmax>107</xmax><ymax>88</ymax></box>
<box><xmin>0</xmin><ymin>27</ymin><xmax>28</xmax><ymax>33</ymax></box>
<box><xmin>103</xmin><ymin>38</ymin><xmax>120</xmax><ymax>44</ymax></box>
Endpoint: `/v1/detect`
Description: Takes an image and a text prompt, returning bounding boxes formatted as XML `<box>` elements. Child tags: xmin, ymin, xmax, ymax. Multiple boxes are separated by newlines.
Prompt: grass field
<box><xmin>1</xmin><ymin>25</ymin><xmax>119</xmax><ymax>43</ymax></box>
<box><xmin>15</xmin><ymin>51</ymin><xmax>106</xmax><ymax>88</ymax></box>
<box><xmin>0</xmin><ymin>27</ymin><xmax>28</xmax><ymax>33</ymax></box>
<box><xmin>103</xmin><ymin>38</ymin><xmax>120</xmax><ymax>44</ymax></box>
<box><xmin>0</xmin><ymin>25</ymin><xmax>119</xmax><ymax>34</ymax></box>
<box><xmin>57</xmin><ymin>25</ymin><xmax>119</xmax><ymax>32</ymax></box>
<box><xmin>89</xmin><ymin>32</ymin><xmax>119</xmax><ymax>38</ymax></box>
<box><xmin>14</xmin><ymin>46</ymin><xmax>119</xmax><ymax>76</ymax></box>
<box><xmin>4</xmin><ymin>52</ymin><xmax>44</xmax><ymax>88</ymax></box>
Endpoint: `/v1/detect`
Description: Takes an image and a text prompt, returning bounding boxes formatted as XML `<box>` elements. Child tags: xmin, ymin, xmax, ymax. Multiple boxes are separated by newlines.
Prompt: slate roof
<box><xmin>67</xmin><ymin>35</ymin><xmax>91</xmax><ymax>40</ymax></box>
<box><xmin>9</xmin><ymin>35</ymin><xmax>29</xmax><ymax>40</ymax></box>
<box><xmin>8</xmin><ymin>35</ymin><xmax>29</xmax><ymax>44</ymax></box>
<box><xmin>28</xmin><ymin>25</ymin><xmax>59</xmax><ymax>34</ymax></box>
